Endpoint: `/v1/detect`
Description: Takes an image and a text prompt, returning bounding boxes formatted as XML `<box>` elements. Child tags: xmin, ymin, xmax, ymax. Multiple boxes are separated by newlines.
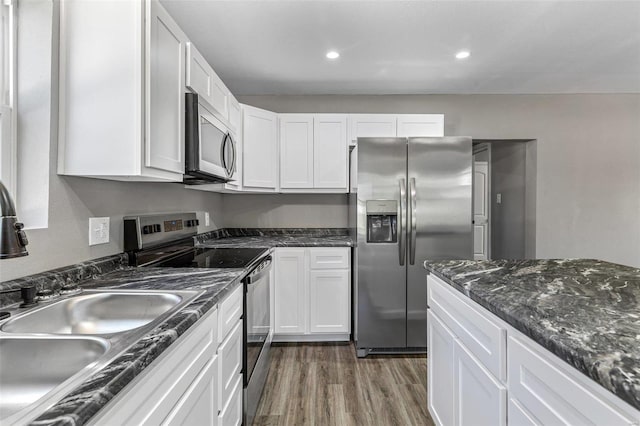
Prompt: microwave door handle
<box><xmin>227</xmin><ymin>133</ymin><xmax>237</xmax><ymax>176</ymax></box>
<box><xmin>220</xmin><ymin>134</ymin><xmax>228</xmax><ymax>174</ymax></box>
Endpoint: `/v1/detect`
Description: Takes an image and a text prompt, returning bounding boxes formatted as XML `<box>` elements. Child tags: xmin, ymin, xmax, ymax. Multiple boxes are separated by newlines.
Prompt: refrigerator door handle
<box><xmin>399</xmin><ymin>178</ymin><xmax>406</xmax><ymax>266</ymax></box>
<box><xmin>409</xmin><ymin>177</ymin><xmax>417</xmax><ymax>265</ymax></box>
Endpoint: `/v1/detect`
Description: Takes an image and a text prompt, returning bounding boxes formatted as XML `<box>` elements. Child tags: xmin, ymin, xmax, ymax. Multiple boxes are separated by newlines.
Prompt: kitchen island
<box><xmin>424</xmin><ymin>259</ymin><xmax>640</xmax><ymax>425</ymax></box>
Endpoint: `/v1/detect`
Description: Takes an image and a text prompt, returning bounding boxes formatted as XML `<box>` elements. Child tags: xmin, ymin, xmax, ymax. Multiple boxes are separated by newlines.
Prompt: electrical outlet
<box><xmin>204</xmin><ymin>212</ymin><xmax>210</xmax><ymax>227</ymax></box>
<box><xmin>89</xmin><ymin>217</ymin><xmax>110</xmax><ymax>245</ymax></box>
<box><xmin>496</xmin><ymin>193</ymin><xmax>502</xmax><ymax>204</ymax></box>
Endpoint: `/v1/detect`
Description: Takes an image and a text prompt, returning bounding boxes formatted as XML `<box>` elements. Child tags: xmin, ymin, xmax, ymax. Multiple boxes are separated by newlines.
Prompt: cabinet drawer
<box><xmin>508</xmin><ymin>335</ymin><xmax>638</xmax><ymax>425</ymax></box>
<box><xmin>219</xmin><ymin>374</ymin><xmax>242</xmax><ymax>426</ymax></box>
<box><xmin>427</xmin><ymin>274</ymin><xmax>506</xmax><ymax>382</ymax></box>
<box><xmin>218</xmin><ymin>319</ymin><xmax>243</xmax><ymax>411</ymax></box>
<box><xmin>218</xmin><ymin>284</ymin><xmax>243</xmax><ymax>344</ymax></box>
<box><xmin>309</xmin><ymin>248</ymin><xmax>350</xmax><ymax>270</ymax></box>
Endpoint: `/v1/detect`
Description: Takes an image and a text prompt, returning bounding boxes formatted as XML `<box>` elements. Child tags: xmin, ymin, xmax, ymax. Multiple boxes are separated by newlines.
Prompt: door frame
<box><xmin>473</xmin><ymin>143</ymin><xmax>491</xmax><ymax>260</ymax></box>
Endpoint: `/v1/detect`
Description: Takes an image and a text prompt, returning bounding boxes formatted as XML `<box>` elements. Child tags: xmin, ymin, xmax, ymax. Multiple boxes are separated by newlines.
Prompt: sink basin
<box><xmin>0</xmin><ymin>336</ymin><xmax>108</xmax><ymax>420</ymax></box>
<box><xmin>1</xmin><ymin>291</ymin><xmax>183</xmax><ymax>334</ymax></box>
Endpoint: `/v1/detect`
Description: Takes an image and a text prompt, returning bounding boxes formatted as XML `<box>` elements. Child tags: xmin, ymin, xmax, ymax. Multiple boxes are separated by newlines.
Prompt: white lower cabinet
<box><xmin>308</xmin><ymin>270</ymin><xmax>350</xmax><ymax>333</ymax></box>
<box><xmin>427</xmin><ymin>274</ymin><xmax>640</xmax><ymax>426</ymax></box>
<box><xmin>508</xmin><ymin>334</ymin><xmax>637</xmax><ymax>425</ymax></box>
<box><xmin>274</xmin><ymin>247</ymin><xmax>351</xmax><ymax>341</ymax></box>
<box><xmin>163</xmin><ymin>356</ymin><xmax>219</xmax><ymax>426</ymax></box>
<box><xmin>219</xmin><ymin>373</ymin><xmax>243</xmax><ymax>426</ymax></box>
<box><xmin>91</xmin><ymin>284</ymin><xmax>246</xmax><ymax>426</ymax></box>
<box><xmin>453</xmin><ymin>340</ymin><xmax>506</xmax><ymax>426</ymax></box>
<box><xmin>218</xmin><ymin>319</ymin><xmax>243</xmax><ymax>411</ymax></box>
<box><xmin>274</xmin><ymin>248</ymin><xmax>307</xmax><ymax>334</ymax></box>
<box><xmin>427</xmin><ymin>310</ymin><xmax>456</xmax><ymax>426</ymax></box>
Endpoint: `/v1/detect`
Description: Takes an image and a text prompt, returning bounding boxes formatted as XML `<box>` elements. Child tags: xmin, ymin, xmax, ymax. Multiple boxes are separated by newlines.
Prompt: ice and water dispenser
<box><xmin>366</xmin><ymin>200</ymin><xmax>398</xmax><ymax>243</ymax></box>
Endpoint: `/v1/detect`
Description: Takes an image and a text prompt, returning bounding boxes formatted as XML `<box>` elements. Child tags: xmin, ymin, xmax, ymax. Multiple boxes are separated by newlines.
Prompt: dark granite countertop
<box><xmin>0</xmin><ymin>257</ymin><xmax>248</xmax><ymax>426</ymax></box>
<box><xmin>195</xmin><ymin>227</ymin><xmax>355</xmax><ymax>248</ymax></box>
<box><xmin>423</xmin><ymin>258</ymin><xmax>640</xmax><ymax>411</ymax></box>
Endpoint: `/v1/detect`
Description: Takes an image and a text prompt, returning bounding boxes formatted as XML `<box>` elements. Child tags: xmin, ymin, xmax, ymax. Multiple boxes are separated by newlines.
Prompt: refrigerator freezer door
<box><xmin>356</xmin><ymin>138</ymin><xmax>408</xmax><ymax>350</ymax></box>
<box><xmin>406</xmin><ymin>137</ymin><xmax>473</xmax><ymax>347</ymax></box>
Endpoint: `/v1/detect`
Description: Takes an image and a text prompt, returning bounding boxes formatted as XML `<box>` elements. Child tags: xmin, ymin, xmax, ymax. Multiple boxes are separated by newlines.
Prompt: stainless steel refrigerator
<box><xmin>351</xmin><ymin>137</ymin><xmax>473</xmax><ymax>357</ymax></box>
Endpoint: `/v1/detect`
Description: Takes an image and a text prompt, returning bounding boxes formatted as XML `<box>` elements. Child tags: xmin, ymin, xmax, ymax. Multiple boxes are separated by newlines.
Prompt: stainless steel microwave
<box><xmin>184</xmin><ymin>93</ymin><xmax>236</xmax><ymax>184</ymax></box>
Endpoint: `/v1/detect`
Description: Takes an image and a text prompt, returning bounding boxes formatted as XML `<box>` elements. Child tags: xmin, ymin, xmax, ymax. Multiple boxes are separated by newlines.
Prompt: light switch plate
<box><xmin>496</xmin><ymin>193</ymin><xmax>502</xmax><ymax>204</ymax></box>
<box><xmin>89</xmin><ymin>217</ymin><xmax>110</xmax><ymax>245</ymax></box>
<box><xmin>204</xmin><ymin>212</ymin><xmax>210</xmax><ymax>227</ymax></box>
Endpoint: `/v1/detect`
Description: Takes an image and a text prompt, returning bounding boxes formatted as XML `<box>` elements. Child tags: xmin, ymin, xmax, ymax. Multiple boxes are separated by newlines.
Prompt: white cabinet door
<box><xmin>348</xmin><ymin>114</ymin><xmax>397</xmax><ymax>143</ymax></box>
<box><xmin>308</xmin><ymin>270</ymin><xmax>350</xmax><ymax>333</ymax></box>
<box><xmin>242</xmin><ymin>105</ymin><xmax>278</xmax><ymax>190</ymax></box>
<box><xmin>427</xmin><ymin>310</ymin><xmax>456</xmax><ymax>426</ymax></box>
<box><xmin>146</xmin><ymin>0</ymin><xmax>186</xmax><ymax>174</ymax></box>
<box><xmin>163</xmin><ymin>356</ymin><xmax>218</xmax><ymax>426</ymax></box>
<box><xmin>314</xmin><ymin>114</ymin><xmax>348</xmax><ymax>189</ymax></box>
<box><xmin>274</xmin><ymin>248</ymin><xmax>307</xmax><ymax>334</ymax></box>
<box><xmin>280</xmin><ymin>114</ymin><xmax>314</xmax><ymax>188</ymax></box>
<box><xmin>185</xmin><ymin>42</ymin><xmax>228</xmax><ymax>123</ymax></box>
<box><xmin>453</xmin><ymin>339</ymin><xmax>507</xmax><ymax>426</ymax></box>
<box><xmin>228</xmin><ymin>95</ymin><xmax>241</xmax><ymax>136</ymax></box>
<box><xmin>396</xmin><ymin>114</ymin><xmax>444</xmax><ymax>137</ymax></box>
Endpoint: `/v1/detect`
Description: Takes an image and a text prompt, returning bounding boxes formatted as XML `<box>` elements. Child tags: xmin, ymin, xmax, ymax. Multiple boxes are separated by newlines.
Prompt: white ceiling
<box><xmin>161</xmin><ymin>1</ymin><xmax>640</xmax><ymax>95</ymax></box>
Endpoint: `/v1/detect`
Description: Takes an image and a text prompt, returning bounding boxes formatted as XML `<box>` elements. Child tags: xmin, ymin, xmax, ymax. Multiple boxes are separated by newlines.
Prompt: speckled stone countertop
<box><xmin>195</xmin><ymin>227</ymin><xmax>355</xmax><ymax>248</ymax></box>
<box><xmin>0</xmin><ymin>256</ymin><xmax>249</xmax><ymax>426</ymax></box>
<box><xmin>423</xmin><ymin>258</ymin><xmax>640</xmax><ymax>411</ymax></box>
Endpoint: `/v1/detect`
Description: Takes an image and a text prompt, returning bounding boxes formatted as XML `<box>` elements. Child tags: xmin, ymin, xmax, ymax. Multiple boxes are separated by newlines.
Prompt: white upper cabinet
<box><xmin>397</xmin><ymin>114</ymin><xmax>445</xmax><ymax>137</ymax></box>
<box><xmin>279</xmin><ymin>114</ymin><xmax>314</xmax><ymax>189</ymax></box>
<box><xmin>185</xmin><ymin>42</ymin><xmax>229</xmax><ymax>123</ymax></box>
<box><xmin>146</xmin><ymin>1</ymin><xmax>186</xmax><ymax>175</ymax></box>
<box><xmin>228</xmin><ymin>95</ymin><xmax>241</xmax><ymax>136</ymax></box>
<box><xmin>58</xmin><ymin>0</ymin><xmax>187</xmax><ymax>181</ymax></box>
<box><xmin>348</xmin><ymin>114</ymin><xmax>397</xmax><ymax>144</ymax></box>
<box><xmin>242</xmin><ymin>104</ymin><xmax>278</xmax><ymax>190</ymax></box>
<box><xmin>313</xmin><ymin>114</ymin><xmax>348</xmax><ymax>190</ymax></box>
<box><xmin>279</xmin><ymin>113</ymin><xmax>348</xmax><ymax>192</ymax></box>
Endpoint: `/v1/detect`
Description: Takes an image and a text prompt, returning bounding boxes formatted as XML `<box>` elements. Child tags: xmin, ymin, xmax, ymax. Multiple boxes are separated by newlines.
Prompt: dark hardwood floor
<box><xmin>253</xmin><ymin>342</ymin><xmax>435</xmax><ymax>426</ymax></box>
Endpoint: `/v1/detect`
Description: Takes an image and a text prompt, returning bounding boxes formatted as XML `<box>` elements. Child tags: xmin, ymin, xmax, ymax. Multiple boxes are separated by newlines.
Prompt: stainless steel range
<box><xmin>124</xmin><ymin>212</ymin><xmax>272</xmax><ymax>425</ymax></box>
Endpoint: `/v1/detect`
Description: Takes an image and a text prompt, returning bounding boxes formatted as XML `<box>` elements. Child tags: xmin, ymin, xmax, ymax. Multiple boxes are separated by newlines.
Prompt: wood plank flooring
<box><xmin>254</xmin><ymin>343</ymin><xmax>435</xmax><ymax>426</ymax></box>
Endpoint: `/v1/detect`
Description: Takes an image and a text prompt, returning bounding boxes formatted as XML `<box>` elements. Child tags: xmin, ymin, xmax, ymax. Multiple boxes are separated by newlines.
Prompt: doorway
<box><xmin>472</xmin><ymin>139</ymin><xmax>537</xmax><ymax>260</ymax></box>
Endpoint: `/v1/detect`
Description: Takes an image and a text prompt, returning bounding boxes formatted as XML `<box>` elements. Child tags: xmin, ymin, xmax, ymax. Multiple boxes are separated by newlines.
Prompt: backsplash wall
<box><xmin>221</xmin><ymin>194</ymin><xmax>349</xmax><ymax>228</ymax></box>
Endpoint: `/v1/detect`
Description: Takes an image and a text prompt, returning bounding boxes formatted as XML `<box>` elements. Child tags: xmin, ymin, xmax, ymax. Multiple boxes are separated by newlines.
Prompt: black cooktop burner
<box><xmin>156</xmin><ymin>247</ymin><xmax>267</xmax><ymax>269</ymax></box>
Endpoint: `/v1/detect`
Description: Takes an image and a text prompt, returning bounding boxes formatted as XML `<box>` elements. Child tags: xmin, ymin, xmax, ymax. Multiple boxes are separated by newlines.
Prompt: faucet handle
<box><xmin>20</xmin><ymin>285</ymin><xmax>37</xmax><ymax>308</ymax></box>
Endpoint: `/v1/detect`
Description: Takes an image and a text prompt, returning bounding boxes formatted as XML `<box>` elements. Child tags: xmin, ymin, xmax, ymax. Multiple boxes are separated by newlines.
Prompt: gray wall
<box><xmin>490</xmin><ymin>142</ymin><xmax>527</xmax><ymax>259</ymax></box>
<box><xmin>223</xmin><ymin>194</ymin><xmax>348</xmax><ymax>228</ymax></box>
<box><xmin>1</xmin><ymin>177</ymin><xmax>225</xmax><ymax>281</ymax></box>
<box><xmin>239</xmin><ymin>94</ymin><xmax>640</xmax><ymax>268</ymax></box>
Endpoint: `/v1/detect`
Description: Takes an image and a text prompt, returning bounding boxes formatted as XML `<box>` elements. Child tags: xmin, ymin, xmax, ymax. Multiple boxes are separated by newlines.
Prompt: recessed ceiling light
<box><xmin>326</xmin><ymin>51</ymin><xmax>340</xmax><ymax>60</ymax></box>
<box><xmin>455</xmin><ymin>50</ymin><xmax>470</xmax><ymax>59</ymax></box>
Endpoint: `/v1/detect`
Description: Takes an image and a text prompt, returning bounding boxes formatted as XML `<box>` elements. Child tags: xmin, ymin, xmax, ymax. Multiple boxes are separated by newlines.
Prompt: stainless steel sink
<box><xmin>2</xmin><ymin>291</ymin><xmax>185</xmax><ymax>334</ymax></box>
<box><xmin>0</xmin><ymin>336</ymin><xmax>109</xmax><ymax>419</ymax></box>
<box><xmin>0</xmin><ymin>288</ymin><xmax>202</xmax><ymax>424</ymax></box>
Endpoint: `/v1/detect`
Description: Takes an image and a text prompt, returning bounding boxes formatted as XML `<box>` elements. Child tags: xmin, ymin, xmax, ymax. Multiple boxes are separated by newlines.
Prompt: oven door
<box><xmin>245</xmin><ymin>258</ymin><xmax>271</xmax><ymax>381</ymax></box>
<box><xmin>244</xmin><ymin>256</ymin><xmax>272</xmax><ymax>425</ymax></box>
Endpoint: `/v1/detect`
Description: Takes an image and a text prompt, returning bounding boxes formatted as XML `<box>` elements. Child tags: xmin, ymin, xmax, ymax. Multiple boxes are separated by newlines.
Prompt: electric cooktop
<box><xmin>156</xmin><ymin>247</ymin><xmax>268</xmax><ymax>269</ymax></box>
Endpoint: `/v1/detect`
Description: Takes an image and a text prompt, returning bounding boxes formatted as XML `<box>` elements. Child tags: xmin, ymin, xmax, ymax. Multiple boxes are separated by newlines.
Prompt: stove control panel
<box><xmin>124</xmin><ymin>213</ymin><xmax>198</xmax><ymax>251</ymax></box>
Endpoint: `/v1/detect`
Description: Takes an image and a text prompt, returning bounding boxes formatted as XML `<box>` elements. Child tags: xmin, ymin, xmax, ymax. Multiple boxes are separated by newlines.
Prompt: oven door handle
<box><xmin>245</xmin><ymin>257</ymin><xmax>272</xmax><ymax>285</ymax></box>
